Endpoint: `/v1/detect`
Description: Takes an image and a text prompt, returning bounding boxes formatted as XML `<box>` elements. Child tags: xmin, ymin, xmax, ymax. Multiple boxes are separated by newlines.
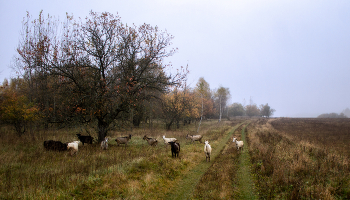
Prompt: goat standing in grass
<box><xmin>204</xmin><ymin>140</ymin><xmax>212</xmax><ymax>162</ymax></box>
<box><xmin>101</xmin><ymin>137</ymin><xmax>109</xmax><ymax>150</ymax></box>
<box><xmin>43</xmin><ymin>140</ymin><xmax>67</xmax><ymax>151</ymax></box>
<box><xmin>67</xmin><ymin>141</ymin><xmax>80</xmax><ymax>156</ymax></box>
<box><xmin>168</xmin><ymin>141</ymin><xmax>180</xmax><ymax>158</ymax></box>
<box><xmin>115</xmin><ymin>134</ymin><xmax>132</xmax><ymax>147</ymax></box>
<box><xmin>143</xmin><ymin>135</ymin><xmax>158</xmax><ymax>146</ymax></box>
<box><xmin>76</xmin><ymin>134</ymin><xmax>93</xmax><ymax>145</ymax></box>
<box><xmin>186</xmin><ymin>134</ymin><xmax>203</xmax><ymax>143</ymax></box>
<box><xmin>162</xmin><ymin>136</ymin><xmax>177</xmax><ymax>147</ymax></box>
<box><xmin>233</xmin><ymin>137</ymin><xmax>244</xmax><ymax>151</ymax></box>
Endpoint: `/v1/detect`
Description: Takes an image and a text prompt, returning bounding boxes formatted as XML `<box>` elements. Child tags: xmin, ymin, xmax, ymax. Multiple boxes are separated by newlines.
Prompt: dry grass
<box><xmin>7</xmin><ymin>118</ymin><xmax>347</xmax><ymax>199</ymax></box>
<box><xmin>191</xmin><ymin>120</ymin><xmax>251</xmax><ymax>199</ymax></box>
<box><xmin>192</xmin><ymin>138</ymin><xmax>239</xmax><ymax>199</ymax></box>
<box><xmin>247</xmin><ymin>118</ymin><xmax>350</xmax><ymax>199</ymax></box>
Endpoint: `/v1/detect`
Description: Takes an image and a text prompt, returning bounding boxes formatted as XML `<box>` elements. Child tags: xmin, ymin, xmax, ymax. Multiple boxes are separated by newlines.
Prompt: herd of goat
<box><xmin>43</xmin><ymin>133</ymin><xmax>244</xmax><ymax>160</ymax></box>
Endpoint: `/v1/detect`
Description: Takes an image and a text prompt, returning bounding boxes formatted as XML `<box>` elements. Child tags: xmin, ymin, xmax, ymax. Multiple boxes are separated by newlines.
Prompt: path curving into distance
<box><xmin>234</xmin><ymin>123</ymin><xmax>258</xmax><ymax>199</ymax></box>
<box><xmin>165</xmin><ymin>122</ymin><xmax>248</xmax><ymax>200</ymax></box>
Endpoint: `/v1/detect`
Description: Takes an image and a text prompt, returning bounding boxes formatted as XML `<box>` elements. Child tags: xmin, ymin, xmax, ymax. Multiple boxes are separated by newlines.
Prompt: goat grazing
<box><xmin>101</xmin><ymin>137</ymin><xmax>109</xmax><ymax>150</ymax></box>
<box><xmin>186</xmin><ymin>134</ymin><xmax>203</xmax><ymax>143</ymax></box>
<box><xmin>168</xmin><ymin>141</ymin><xmax>180</xmax><ymax>158</ymax></box>
<box><xmin>232</xmin><ymin>137</ymin><xmax>244</xmax><ymax>151</ymax></box>
<box><xmin>204</xmin><ymin>140</ymin><xmax>212</xmax><ymax>162</ymax></box>
<box><xmin>143</xmin><ymin>135</ymin><xmax>158</xmax><ymax>146</ymax></box>
<box><xmin>115</xmin><ymin>134</ymin><xmax>132</xmax><ymax>147</ymax></box>
<box><xmin>67</xmin><ymin>141</ymin><xmax>80</xmax><ymax>156</ymax></box>
<box><xmin>43</xmin><ymin>140</ymin><xmax>67</xmax><ymax>151</ymax></box>
<box><xmin>162</xmin><ymin>136</ymin><xmax>177</xmax><ymax>147</ymax></box>
<box><xmin>76</xmin><ymin>134</ymin><xmax>93</xmax><ymax>145</ymax></box>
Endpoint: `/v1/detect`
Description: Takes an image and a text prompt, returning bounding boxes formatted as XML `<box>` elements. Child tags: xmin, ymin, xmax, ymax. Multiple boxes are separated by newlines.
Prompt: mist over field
<box><xmin>1</xmin><ymin>2</ymin><xmax>350</xmax><ymax>198</ymax></box>
<box><xmin>1</xmin><ymin>1</ymin><xmax>350</xmax><ymax>117</ymax></box>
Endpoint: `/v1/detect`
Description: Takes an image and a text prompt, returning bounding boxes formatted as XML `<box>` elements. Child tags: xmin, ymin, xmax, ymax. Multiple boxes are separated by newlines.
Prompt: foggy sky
<box><xmin>1</xmin><ymin>0</ymin><xmax>350</xmax><ymax>117</ymax></box>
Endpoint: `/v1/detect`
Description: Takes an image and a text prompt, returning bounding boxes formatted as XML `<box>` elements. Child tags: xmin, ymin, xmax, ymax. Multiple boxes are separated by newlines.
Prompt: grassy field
<box><xmin>248</xmin><ymin>118</ymin><xmax>350</xmax><ymax>199</ymax></box>
<box><xmin>1</xmin><ymin>118</ymin><xmax>350</xmax><ymax>199</ymax></box>
<box><xmin>0</xmin><ymin>119</ymin><xmax>246</xmax><ymax>199</ymax></box>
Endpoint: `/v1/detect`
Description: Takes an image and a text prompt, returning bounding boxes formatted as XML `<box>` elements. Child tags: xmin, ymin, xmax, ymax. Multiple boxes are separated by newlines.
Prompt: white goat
<box><xmin>162</xmin><ymin>135</ymin><xmax>177</xmax><ymax>147</ymax></box>
<box><xmin>204</xmin><ymin>140</ymin><xmax>212</xmax><ymax>162</ymax></box>
<box><xmin>67</xmin><ymin>141</ymin><xmax>80</xmax><ymax>155</ymax></box>
<box><xmin>101</xmin><ymin>137</ymin><xmax>109</xmax><ymax>150</ymax></box>
<box><xmin>232</xmin><ymin>137</ymin><xmax>244</xmax><ymax>151</ymax></box>
<box><xmin>186</xmin><ymin>134</ymin><xmax>203</xmax><ymax>143</ymax></box>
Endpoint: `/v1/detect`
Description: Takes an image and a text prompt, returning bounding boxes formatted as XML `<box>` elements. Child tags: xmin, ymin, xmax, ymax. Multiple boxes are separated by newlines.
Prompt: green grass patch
<box><xmin>234</xmin><ymin>123</ymin><xmax>259</xmax><ymax>199</ymax></box>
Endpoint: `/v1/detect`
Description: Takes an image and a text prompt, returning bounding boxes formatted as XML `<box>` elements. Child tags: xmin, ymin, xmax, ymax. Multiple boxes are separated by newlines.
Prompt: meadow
<box><xmin>248</xmin><ymin>118</ymin><xmax>350</xmax><ymax>199</ymax></box>
<box><xmin>1</xmin><ymin>118</ymin><xmax>349</xmax><ymax>199</ymax></box>
<box><xmin>0</xmin><ymin>119</ymin><xmax>245</xmax><ymax>199</ymax></box>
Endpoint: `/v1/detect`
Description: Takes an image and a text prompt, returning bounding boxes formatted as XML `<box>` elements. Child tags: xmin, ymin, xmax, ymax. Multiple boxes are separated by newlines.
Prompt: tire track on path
<box><xmin>165</xmin><ymin>122</ymin><xmax>246</xmax><ymax>200</ymax></box>
<box><xmin>234</xmin><ymin>122</ymin><xmax>258</xmax><ymax>199</ymax></box>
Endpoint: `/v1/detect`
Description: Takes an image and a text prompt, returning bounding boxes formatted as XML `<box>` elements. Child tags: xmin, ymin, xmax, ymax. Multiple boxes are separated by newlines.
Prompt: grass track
<box><xmin>235</xmin><ymin>123</ymin><xmax>258</xmax><ymax>199</ymax></box>
<box><xmin>165</xmin><ymin>122</ymin><xmax>246</xmax><ymax>200</ymax></box>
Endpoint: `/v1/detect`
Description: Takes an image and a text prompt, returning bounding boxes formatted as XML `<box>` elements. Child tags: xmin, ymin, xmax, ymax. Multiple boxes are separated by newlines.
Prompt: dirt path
<box><xmin>234</xmin><ymin>123</ymin><xmax>258</xmax><ymax>199</ymax></box>
<box><xmin>165</xmin><ymin>122</ymin><xmax>246</xmax><ymax>200</ymax></box>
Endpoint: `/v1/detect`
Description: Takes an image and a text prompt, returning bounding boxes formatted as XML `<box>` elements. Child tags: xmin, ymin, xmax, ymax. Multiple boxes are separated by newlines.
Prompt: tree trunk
<box><xmin>132</xmin><ymin>107</ymin><xmax>143</xmax><ymax>127</ymax></box>
<box><xmin>14</xmin><ymin>121</ymin><xmax>26</xmax><ymax>136</ymax></box>
<box><xmin>133</xmin><ymin>116</ymin><xmax>142</xmax><ymax>127</ymax></box>
<box><xmin>166</xmin><ymin>119</ymin><xmax>174</xmax><ymax>130</ymax></box>
<box><xmin>97</xmin><ymin>119</ymin><xmax>108</xmax><ymax>143</ymax></box>
<box><xmin>197</xmin><ymin>97</ymin><xmax>203</xmax><ymax>133</ymax></box>
<box><xmin>219</xmin><ymin>97</ymin><xmax>222</xmax><ymax>122</ymax></box>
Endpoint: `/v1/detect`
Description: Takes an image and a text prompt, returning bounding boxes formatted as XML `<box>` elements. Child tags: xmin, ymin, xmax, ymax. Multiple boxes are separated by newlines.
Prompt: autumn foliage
<box><xmin>14</xmin><ymin>11</ymin><xmax>187</xmax><ymax>141</ymax></box>
<box><xmin>0</xmin><ymin>82</ymin><xmax>40</xmax><ymax>136</ymax></box>
<box><xmin>161</xmin><ymin>87</ymin><xmax>200</xmax><ymax>130</ymax></box>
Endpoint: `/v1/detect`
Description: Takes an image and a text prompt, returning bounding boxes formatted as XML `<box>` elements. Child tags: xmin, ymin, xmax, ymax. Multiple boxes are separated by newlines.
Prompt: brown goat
<box><xmin>143</xmin><ymin>135</ymin><xmax>158</xmax><ymax>146</ymax></box>
<box><xmin>115</xmin><ymin>134</ymin><xmax>132</xmax><ymax>147</ymax></box>
<box><xmin>186</xmin><ymin>134</ymin><xmax>203</xmax><ymax>143</ymax></box>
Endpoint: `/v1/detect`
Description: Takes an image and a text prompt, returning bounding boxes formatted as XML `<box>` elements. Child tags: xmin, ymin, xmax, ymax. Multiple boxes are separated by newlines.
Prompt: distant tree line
<box><xmin>317</xmin><ymin>108</ymin><xmax>350</xmax><ymax>118</ymax></box>
<box><xmin>342</xmin><ymin>108</ymin><xmax>350</xmax><ymax>118</ymax></box>
<box><xmin>317</xmin><ymin>113</ymin><xmax>348</xmax><ymax>118</ymax></box>
<box><xmin>227</xmin><ymin>102</ymin><xmax>275</xmax><ymax>118</ymax></box>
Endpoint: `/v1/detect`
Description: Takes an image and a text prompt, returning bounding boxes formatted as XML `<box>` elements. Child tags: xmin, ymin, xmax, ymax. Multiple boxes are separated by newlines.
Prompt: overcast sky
<box><xmin>1</xmin><ymin>0</ymin><xmax>350</xmax><ymax>117</ymax></box>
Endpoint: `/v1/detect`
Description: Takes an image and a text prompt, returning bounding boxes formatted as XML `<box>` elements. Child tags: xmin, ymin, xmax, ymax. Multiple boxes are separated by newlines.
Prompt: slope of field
<box><xmin>271</xmin><ymin>118</ymin><xmax>350</xmax><ymax>156</ymax></box>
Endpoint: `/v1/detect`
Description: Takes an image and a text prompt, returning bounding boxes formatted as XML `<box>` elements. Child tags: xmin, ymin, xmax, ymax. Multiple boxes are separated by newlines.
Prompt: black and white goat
<box><xmin>101</xmin><ymin>137</ymin><xmax>109</xmax><ymax>150</ymax></box>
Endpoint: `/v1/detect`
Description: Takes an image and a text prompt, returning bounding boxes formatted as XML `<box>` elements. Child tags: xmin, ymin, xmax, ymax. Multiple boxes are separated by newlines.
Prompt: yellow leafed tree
<box><xmin>0</xmin><ymin>82</ymin><xmax>40</xmax><ymax>136</ymax></box>
<box><xmin>162</xmin><ymin>87</ymin><xmax>200</xmax><ymax>130</ymax></box>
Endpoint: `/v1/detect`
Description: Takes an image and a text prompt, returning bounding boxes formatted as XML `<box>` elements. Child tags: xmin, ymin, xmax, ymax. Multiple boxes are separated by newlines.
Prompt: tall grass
<box><xmin>248</xmin><ymin>118</ymin><xmax>350</xmax><ymax>199</ymax></box>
